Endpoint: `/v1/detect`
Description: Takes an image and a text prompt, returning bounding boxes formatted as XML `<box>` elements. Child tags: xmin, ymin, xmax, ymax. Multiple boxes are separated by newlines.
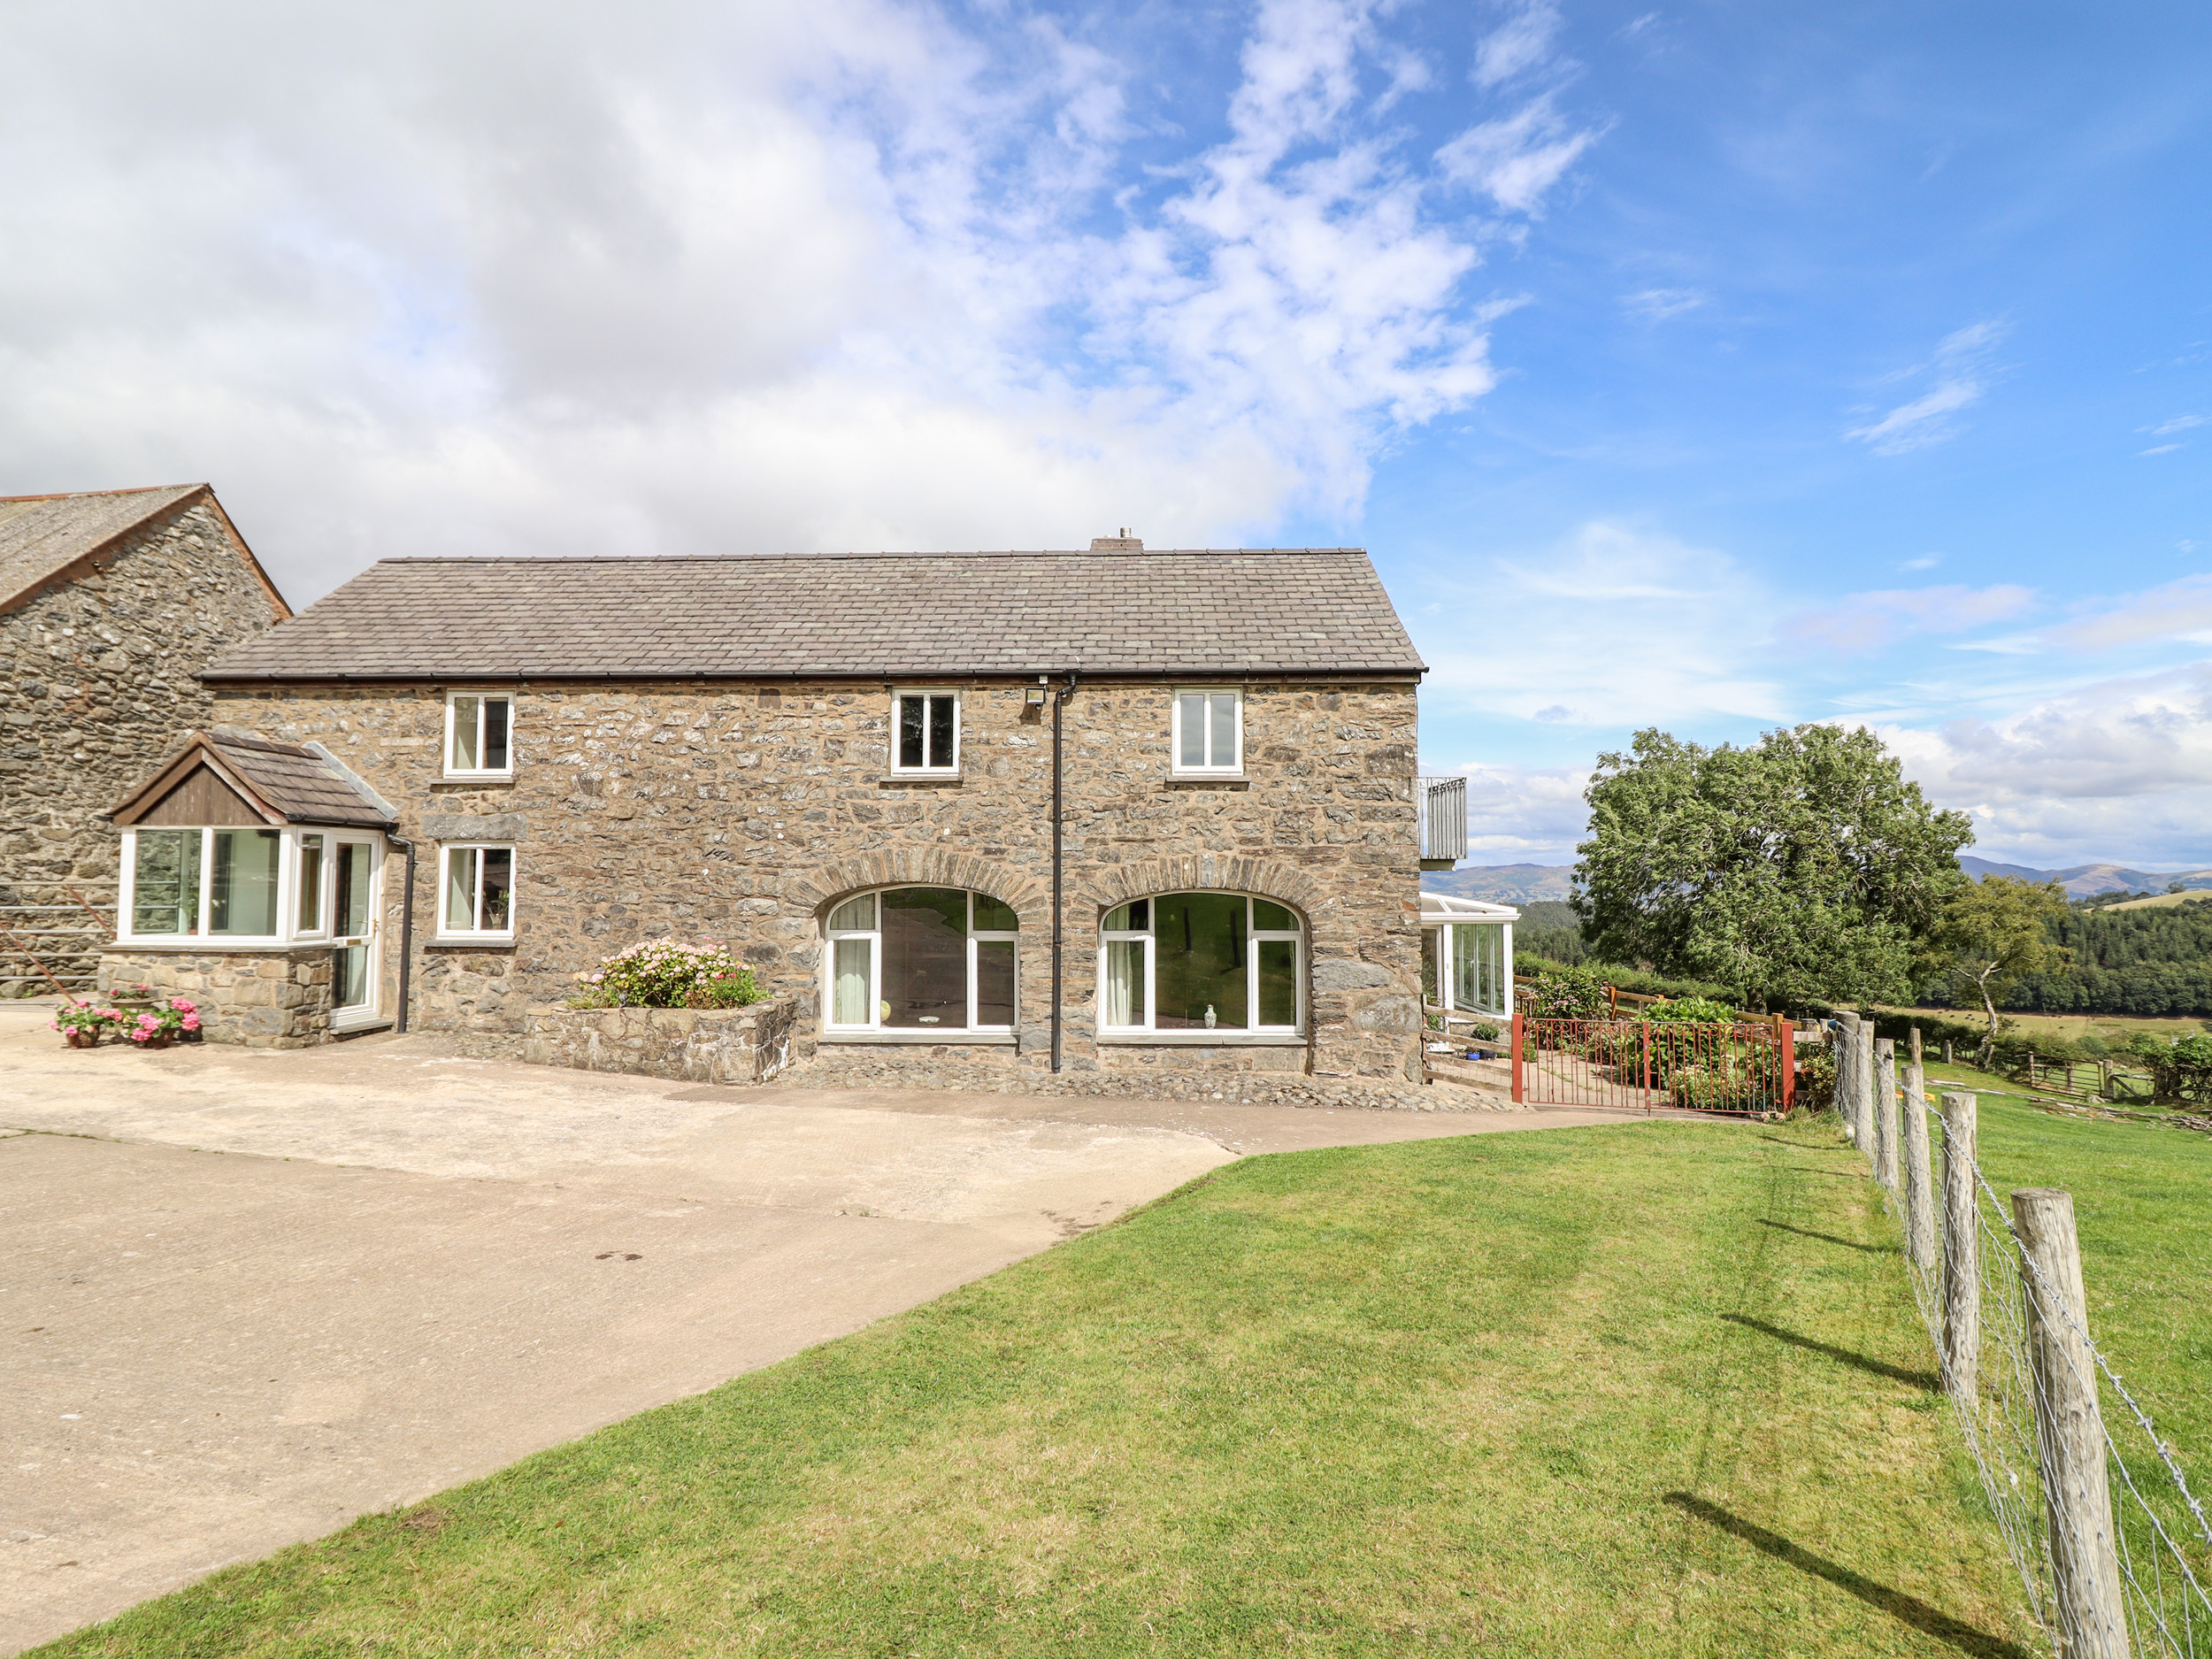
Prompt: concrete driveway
<box><xmin>0</xmin><ymin>1004</ymin><xmax>1632</xmax><ymax>1653</ymax></box>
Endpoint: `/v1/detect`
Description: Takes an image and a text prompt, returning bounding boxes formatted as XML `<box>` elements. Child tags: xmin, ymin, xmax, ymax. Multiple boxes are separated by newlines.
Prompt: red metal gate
<box><xmin>1510</xmin><ymin>1015</ymin><xmax>1795</xmax><ymax>1114</ymax></box>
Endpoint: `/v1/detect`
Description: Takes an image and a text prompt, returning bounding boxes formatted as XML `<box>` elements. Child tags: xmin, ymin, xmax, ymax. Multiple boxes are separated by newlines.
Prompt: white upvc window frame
<box><xmin>115</xmin><ymin>825</ymin><xmax>327</xmax><ymax>949</ymax></box>
<box><xmin>1097</xmin><ymin>892</ymin><xmax>1302</xmax><ymax>1035</ymax></box>
<box><xmin>435</xmin><ymin>842</ymin><xmax>517</xmax><ymax>943</ymax></box>
<box><xmin>442</xmin><ymin>690</ymin><xmax>515</xmax><ymax>781</ymax></box>
<box><xmin>889</xmin><ymin>688</ymin><xmax>961</xmax><ymax>774</ymax></box>
<box><xmin>1171</xmin><ymin>687</ymin><xmax>1243</xmax><ymax>775</ymax></box>
<box><xmin>822</xmin><ymin>887</ymin><xmax>1018</xmax><ymax>1033</ymax></box>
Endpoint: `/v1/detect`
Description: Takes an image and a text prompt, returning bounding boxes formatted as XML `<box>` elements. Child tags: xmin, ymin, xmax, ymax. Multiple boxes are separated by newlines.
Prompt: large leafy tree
<box><xmin>1573</xmin><ymin>725</ymin><xmax>1973</xmax><ymax>1009</ymax></box>
<box><xmin>1932</xmin><ymin>876</ymin><xmax>2073</xmax><ymax>1064</ymax></box>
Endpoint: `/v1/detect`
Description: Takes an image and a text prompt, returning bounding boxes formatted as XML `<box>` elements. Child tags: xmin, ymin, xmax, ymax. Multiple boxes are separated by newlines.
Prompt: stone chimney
<box><xmin>1088</xmin><ymin>527</ymin><xmax>1143</xmax><ymax>551</ymax></box>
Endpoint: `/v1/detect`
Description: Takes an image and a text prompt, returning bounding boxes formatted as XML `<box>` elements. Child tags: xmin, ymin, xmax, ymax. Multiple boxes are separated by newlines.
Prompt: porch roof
<box><xmin>1418</xmin><ymin>892</ymin><xmax>1520</xmax><ymax>924</ymax></box>
<box><xmin>108</xmin><ymin>730</ymin><xmax>396</xmax><ymax>830</ymax></box>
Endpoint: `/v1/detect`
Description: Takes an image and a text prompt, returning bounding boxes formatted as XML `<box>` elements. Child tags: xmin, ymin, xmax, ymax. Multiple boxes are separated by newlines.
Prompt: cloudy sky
<box><xmin>6</xmin><ymin>1</ymin><xmax>2208</xmax><ymax>868</ymax></box>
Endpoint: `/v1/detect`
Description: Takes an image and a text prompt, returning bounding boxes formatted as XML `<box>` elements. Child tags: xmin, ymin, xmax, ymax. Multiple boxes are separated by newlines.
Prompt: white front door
<box><xmin>330</xmin><ymin>836</ymin><xmax>383</xmax><ymax>1030</ymax></box>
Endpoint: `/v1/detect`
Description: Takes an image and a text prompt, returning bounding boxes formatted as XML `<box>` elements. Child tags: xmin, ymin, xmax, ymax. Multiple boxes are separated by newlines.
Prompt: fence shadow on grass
<box><xmin>1756</xmin><ymin>1218</ymin><xmax>1894</xmax><ymax>1255</ymax></box>
<box><xmin>1718</xmin><ymin>1313</ymin><xmax>1939</xmax><ymax>1392</ymax></box>
<box><xmin>1663</xmin><ymin>1493</ymin><xmax>2030</xmax><ymax>1659</ymax></box>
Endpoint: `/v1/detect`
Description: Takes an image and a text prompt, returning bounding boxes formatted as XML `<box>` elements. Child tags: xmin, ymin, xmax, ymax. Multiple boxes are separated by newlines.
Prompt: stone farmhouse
<box><xmin>1</xmin><ymin>485</ymin><xmax>289</xmax><ymax>995</ymax></box>
<box><xmin>97</xmin><ymin>537</ymin><xmax>1456</xmax><ymax>1087</ymax></box>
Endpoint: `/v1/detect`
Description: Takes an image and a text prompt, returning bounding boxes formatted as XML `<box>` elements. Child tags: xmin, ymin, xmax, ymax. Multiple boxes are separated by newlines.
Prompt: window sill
<box><xmin>1096</xmin><ymin>1031</ymin><xmax>1305</xmax><ymax>1046</ymax></box>
<box><xmin>430</xmin><ymin>935</ymin><xmax>516</xmax><ymax>949</ymax></box>
<box><xmin>879</xmin><ymin>773</ymin><xmax>963</xmax><ymax>787</ymax></box>
<box><xmin>820</xmin><ymin>1029</ymin><xmax>1017</xmax><ymax>1045</ymax></box>
<box><xmin>440</xmin><ymin>772</ymin><xmax>516</xmax><ymax>785</ymax></box>
<box><xmin>111</xmin><ymin>938</ymin><xmax>301</xmax><ymax>953</ymax></box>
<box><xmin>1164</xmin><ymin>773</ymin><xmax>1249</xmax><ymax>787</ymax></box>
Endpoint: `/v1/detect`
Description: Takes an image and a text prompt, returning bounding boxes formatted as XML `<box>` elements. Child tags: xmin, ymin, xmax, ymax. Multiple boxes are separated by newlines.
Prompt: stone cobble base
<box><xmin>767</xmin><ymin>1055</ymin><xmax>1525</xmax><ymax>1112</ymax></box>
<box><xmin>512</xmin><ymin>996</ymin><xmax>807</xmax><ymax>1086</ymax></box>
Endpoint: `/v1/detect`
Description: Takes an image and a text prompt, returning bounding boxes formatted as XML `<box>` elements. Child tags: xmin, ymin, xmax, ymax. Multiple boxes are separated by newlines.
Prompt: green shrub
<box><xmin>572</xmin><ymin>940</ymin><xmax>765</xmax><ymax>1010</ymax></box>
<box><xmin>1520</xmin><ymin>964</ymin><xmax>1609</xmax><ymax>1021</ymax></box>
<box><xmin>1646</xmin><ymin>995</ymin><xmax>1737</xmax><ymax>1024</ymax></box>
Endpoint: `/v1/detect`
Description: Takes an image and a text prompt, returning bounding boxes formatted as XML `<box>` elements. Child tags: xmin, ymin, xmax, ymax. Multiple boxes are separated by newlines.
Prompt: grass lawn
<box><xmin>43</xmin><ymin>1117</ymin><xmax>2060</xmax><ymax>1659</ymax></box>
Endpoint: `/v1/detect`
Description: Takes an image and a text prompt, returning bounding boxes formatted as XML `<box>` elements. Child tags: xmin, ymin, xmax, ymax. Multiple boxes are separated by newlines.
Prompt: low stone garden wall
<box><xmin>97</xmin><ymin>948</ymin><xmax>334</xmax><ymax>1048</ymax></box>
<box><xmin>519</xmin><ymin>995</ymin><xmax>807</xmax><ymax>1087</ymax></box>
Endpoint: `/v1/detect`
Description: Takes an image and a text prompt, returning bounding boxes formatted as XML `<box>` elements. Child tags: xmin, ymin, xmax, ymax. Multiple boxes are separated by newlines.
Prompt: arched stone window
<box><xmin>823</xmin><ymin>887</ymin><xmax>1018</xmax><ymax>1033</ymax></box>
<box><xmin>1097</xmin><ymin>893</ymin><xmax>1302</xmax><ymax>1034</ymax></box>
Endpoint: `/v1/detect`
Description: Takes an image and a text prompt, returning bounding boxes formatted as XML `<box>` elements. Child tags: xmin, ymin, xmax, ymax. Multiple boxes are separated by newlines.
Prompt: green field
<box><xmin>47</xmin><ymin>1102</ymin><xmax>2208</xmax><ymax>1659</ymax></box>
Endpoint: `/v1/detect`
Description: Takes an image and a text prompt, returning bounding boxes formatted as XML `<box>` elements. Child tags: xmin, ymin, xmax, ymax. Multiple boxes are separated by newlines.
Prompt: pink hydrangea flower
<box><xmin>181</xmin><ymin>1015</ymin><xmax>201</xmax><ymax>1031</ymax></box>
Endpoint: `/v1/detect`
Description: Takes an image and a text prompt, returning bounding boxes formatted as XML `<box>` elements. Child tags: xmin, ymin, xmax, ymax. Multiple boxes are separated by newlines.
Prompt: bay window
<box><xmin>824</xmin><ymin>887</ymin><xmax>1016</xmax><ymax>1033</ymax></box>
<box><xmin>119</xmin><ymin>826</ymin><xmax>373</xmax><ymax>948</ymax></box>
<box><xmin>1098</xmin><ymin>893</ymin><xmax>1301</xmax><ymax>1034</ymax></box>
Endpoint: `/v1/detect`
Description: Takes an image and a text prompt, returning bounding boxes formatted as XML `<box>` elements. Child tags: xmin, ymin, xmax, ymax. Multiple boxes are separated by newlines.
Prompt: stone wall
<box><xmin>519</xmin><ymin>995</ymin><xmax>807</xmax><ymax>1086</ymax></box>
<box><xmin>211</xmin><ymin>677</ymin><xmax>1427</xmax><ymax>1081</ymax></box>
<box><xmin>2</xmin><ymin>495</ymin><xmax>286</xmax><ymax>989</ymax></box>
<box><xmin>96</xmin><ymin>946</ymin><xmax>334</xmax><ymax>1048</ymax></box>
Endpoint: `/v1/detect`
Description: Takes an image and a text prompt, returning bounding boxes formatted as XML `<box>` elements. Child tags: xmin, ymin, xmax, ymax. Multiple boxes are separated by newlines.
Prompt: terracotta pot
<box><xmin>142</xmin><ymin>1031</ymin><xmax>174</xmax><ymax>1050</ymax></box>
<box><xmin>65</xmin><ymin>1028</ymin><xmax>95</xmax><ymax>1049</ymax></box>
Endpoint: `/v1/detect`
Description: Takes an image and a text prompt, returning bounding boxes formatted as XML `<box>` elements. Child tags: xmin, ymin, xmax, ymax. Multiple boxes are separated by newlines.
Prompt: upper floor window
<box><xmin>894</xmin><ymin>691</ymin><xmax>959</xmax><ymax>772</ymax></box>
<box><xmin>825</xmin><ymin>887</ymin><xmax>1016</xmax><ymax>1033</ymax></box>
<box><xmin>1099</xmin><ymin>892</ymin><xmax>1301</xmax><ymax>1033</ymax></box>
<box><xmin>1173</xmin><ymin>689</ymin><xmax>1241</xmax><ymax>774</ymax></box>
<box><xmin>445</xmin><ymin>692</ymin><xmax>513</xmax><ymax>780</ymax></box>
<box><xmin>439</xmin><ymin>843</ymin><xmax>515</xmax><ymax>941</ymax></box>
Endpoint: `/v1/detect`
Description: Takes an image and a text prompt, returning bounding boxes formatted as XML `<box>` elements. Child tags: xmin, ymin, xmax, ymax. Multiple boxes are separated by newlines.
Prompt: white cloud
<box><xmin>2056</xmin><ymin>573</ymin><xmax>2212</xmax><ymax>650</ymax></box>
<box><xmin>1446</xmin><ymin>762</ymin><xmax>1592</xmax><ymax>861</ymax></box>
<box><xmin>2140</xmin><ymin>413</ymin><xmax>2206</xmax><ymax>435</ymax></box>
<box><xmin>1874</xmin><ymin>663</ymin><xmax>2212</xmax><ymax>864</ymax></box>
<box><xmin>1435</xmin><ymin>93</ymin><xmax>1607</xmax><ymax>216</ymax></box>
<box><xmin>1789</xmin><ymin>583</ymin><xmax>2038</xmax><ymax>655</ymax></box>
<box><xmin>0</xmin><ymin>0</ymin><xmax>1571</xmax><ymax>601</ymax></box>
<box><xmin>1846</xmin><ymin>319</ymin><xmax>2008</xmax><ymax>455</ymax></box>
<box><xmin>1622</xmin><ymin>287</ymin><xmax>1705</xmax><ymax>321</ymax></box>
<box><xmin>2140</xmin><ymin>442</ymin><xmax>2185</xmax><ymax>457</ymax></box>
<box><xmin>1412</xmin><ymin>521</ymin><xmax>1789</xmax><ymax>731</ymax></box>
<box><xmin>1901</xmin><ymin>554</ymin><xmax>1942</xmax><ymax>571</ymax></box>
<box><xmin>1471</xmin><ymin>2</ymin><xmax>1564</xmax><ymax>88</ymax></box>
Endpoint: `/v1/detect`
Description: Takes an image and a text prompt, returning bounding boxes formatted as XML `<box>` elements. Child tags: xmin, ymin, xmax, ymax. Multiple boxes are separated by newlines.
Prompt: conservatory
<box><xmin>1418</xmin><ymin>891</ymin><xmax>1517</xmax><ymax>1025</ymax></box>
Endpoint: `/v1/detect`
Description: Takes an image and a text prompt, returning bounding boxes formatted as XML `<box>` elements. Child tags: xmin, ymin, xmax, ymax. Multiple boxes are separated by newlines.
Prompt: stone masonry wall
<box><xmin>1</xmin><ymin>496</ymin><xmax>285</xmax><ymax>989</ymax></box>
<box><xmin>97</xmin><ymin>945</ymin><xmax>334</xmax><ymax>1048</ymax></box>
<box><xmin>520</xmin><ymin>995</ymin><xmax>808</xmax><ymax>1086</ymax></box>
<box><xmin>212</xmin><ymin>678</ymin><xmax>1426</xmax><ymax>1082</ymax></box>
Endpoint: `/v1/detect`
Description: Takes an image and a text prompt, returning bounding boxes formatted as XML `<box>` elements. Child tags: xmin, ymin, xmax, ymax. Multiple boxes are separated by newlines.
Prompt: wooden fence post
<box><xmin>1901</xmin><ymin>1033</ymin><xmax>1935</xmax><ymax>1268</ymax></box>
<box><xmin>2011</xmin><ymin>1188</ymin><xmax>2130</xmax><ymax>1659</ymax></box>
<box><xmin>1943</xmin><ymin>1038</ymin><xmax>1955</xmax><ymax>1064</ymax></box>
<box><xmin>1836</xmin><ymin>1011</ymin><xmax>1863</xmax><ymax>1145</ymax></box>
<box><xmin>1874</xmin><ymin>1037</ymin><xmax>1899</xmax><ymax>1190</ymax></box>
<box><xmin>1939</xmin><ymin>1092</ymin><xmax>1979</xmax><ymax>1408</ymax></box>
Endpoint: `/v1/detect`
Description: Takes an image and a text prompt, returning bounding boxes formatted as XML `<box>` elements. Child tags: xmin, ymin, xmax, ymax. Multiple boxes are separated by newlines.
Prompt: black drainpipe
<box><xmin>1049</xmin><ymin>672</ymin><xmax>1079</xmax><ymax>1072</ymax></box>
<box><xmin>386</xmin><ymin>834</ymin><xmax>417</xmax><ymax>1033</ymax></box>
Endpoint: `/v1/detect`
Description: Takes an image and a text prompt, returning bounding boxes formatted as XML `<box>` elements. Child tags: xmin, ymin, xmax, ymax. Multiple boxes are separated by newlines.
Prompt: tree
<box><xmin>1573</xmin><ymin>724</ymin><xmax>1973</xmax><ymax>1009</ymax></box>
<box><xmin>1933</xmin><ymin>876</ymin><xmax>2073</xmax><ymax>1065</ymax></box>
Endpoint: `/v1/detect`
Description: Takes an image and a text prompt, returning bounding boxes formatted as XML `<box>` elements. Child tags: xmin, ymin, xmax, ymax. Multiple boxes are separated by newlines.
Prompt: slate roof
<box><xmin>111</xmin><ymin>731</ymin><xmax>396</xmax><ymax>829</ymax></box>
<box><xmin>0</xmin><ymin>485</ymin><xmax>209</xmax><ymax>612</ymax></box>
<box><xmin>199</xmin><ymin>549</ymin><xmax>1426</xmax><ymax>681</ymax></box>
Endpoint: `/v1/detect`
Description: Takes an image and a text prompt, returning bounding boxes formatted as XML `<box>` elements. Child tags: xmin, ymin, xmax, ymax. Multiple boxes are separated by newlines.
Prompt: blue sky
<box><xmin>4</xmin><ymin>0</ymin><xmax>2208</xmax><ymax>865</ymax></box>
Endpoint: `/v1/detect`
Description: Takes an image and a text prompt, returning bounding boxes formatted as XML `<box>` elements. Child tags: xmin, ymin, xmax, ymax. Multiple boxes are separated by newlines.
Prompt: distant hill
<box><xmin>1428</xmin><ymin>856</ymin><xmax>2212</xmax><ymax>907</ymax></box>
<box><xmin>1422</xmin><ymin>864</ymin><xmax>1575</xmax><ymax>903</ymax></box>
<box><xmin>1958</xmin><ymin>856</ymin><xmax>2212</xmax><ymax>899</ymax></box>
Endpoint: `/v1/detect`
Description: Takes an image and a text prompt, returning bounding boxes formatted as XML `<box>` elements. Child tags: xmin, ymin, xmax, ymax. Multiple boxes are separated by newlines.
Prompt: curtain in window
<box><xmin>1103</xmin><ymin>939</ymin><xmax>1144</xmax><ymax>1026</ymax></box>
<box><xmin>132</xmin><ymin>830</ymin><xmax>201</xmax><ymax>935</ymax></box>
<box><xmin>297</xmin><ymin>834</ymin><xmax>323</xmax><ymax>933</ymax></box>
<box><xmin>443</xmin><ymin>849</ymin><xmax>474</xmax><ymax>933</ymax></box>
<box><xmin>211</xmin><ymin>829</ymin><xmax>280</xmax><ymax>936</ymax></box>
<box><xmin>1209</xmin><ymin>695</ymin><xmax>1237</xmax><ymax>766</ymax></box>
<box><xmin>452</xmin><ymin>695</ymin><xmax>480</xmax><ymax>770</ymax></box>
<box><xmin>833</xmin><ymin>938</ymin><xmax>872</xmax><ymax>1025</ymax></box>
<box><xmin>1178</xmin><ymin>694</ymin><xmax>1207</xmax><ymax>768</ymax></box>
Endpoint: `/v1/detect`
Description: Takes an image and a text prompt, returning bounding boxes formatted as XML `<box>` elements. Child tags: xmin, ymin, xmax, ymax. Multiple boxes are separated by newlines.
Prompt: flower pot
<box><xmin>65</xmin><ymin>1028</ymin><xmax>96</xmax><ymax>1049</ymax></box>
<box><xmin>142</xmin><ymin>1031</ymin><xmax>175</xmax><ymax>1050</ymax></box>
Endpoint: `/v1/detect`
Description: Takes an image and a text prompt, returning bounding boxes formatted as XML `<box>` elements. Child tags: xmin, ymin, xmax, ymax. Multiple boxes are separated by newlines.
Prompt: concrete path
<box><xmin>0</xmin><ymin>1003</ymin><xmax>1640</xmax><ymax>1652</ymax></box>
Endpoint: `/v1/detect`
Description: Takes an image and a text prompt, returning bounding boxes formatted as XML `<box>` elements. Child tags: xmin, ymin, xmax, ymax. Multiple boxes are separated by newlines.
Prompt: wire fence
<box><xmin>1834</xmin><ymin>1017</ymin><xmax>2211</xmax><ymax>1657</ymax></box>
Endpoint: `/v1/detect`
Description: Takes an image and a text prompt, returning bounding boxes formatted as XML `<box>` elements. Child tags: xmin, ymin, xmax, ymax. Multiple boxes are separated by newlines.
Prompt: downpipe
<box><xmin>1049</xmin><ymin>672</ymin><xmax>1079</xmax><ymax>1072</ymax></box>
<box><xmin>385</xmin><ymin>834</ymin><xmax>417</xmax><ymax>1033</ymax></box>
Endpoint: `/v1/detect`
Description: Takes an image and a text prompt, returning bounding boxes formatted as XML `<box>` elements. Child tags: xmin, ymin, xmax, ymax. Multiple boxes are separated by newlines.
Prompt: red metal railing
<box><xmin>1510</xmin><ymin>1014</ymin><xmax>1795</xmax><ymax>1114</ymax></box>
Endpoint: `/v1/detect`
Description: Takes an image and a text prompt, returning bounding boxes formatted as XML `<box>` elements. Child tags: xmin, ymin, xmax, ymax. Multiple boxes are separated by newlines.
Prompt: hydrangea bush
<box><xmin>572</xmin><ymin>940</ymin><xmax>765</xmax><ymax>1010</ymax></box>
<box><xmin>51</xmin><ymin>994</ymin><xmax>199</xmax><ymax>1044</ymax></box>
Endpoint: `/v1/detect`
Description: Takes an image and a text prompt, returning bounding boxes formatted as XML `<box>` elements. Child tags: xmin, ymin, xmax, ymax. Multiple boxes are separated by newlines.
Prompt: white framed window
<box><xmin>443</xmin><ymin>691</ymin><xmax>514</xmax><ymax>780</ymax></box>
<box><xmin>438</xmin><ymin>843</ymin><xmax>515</xmax><ymax>941</ymax></box>
<box><xmin>891</xmin><ymin>690</ymin><xmax>960</xmax><ymax>772</ymax></box>
<box><xmin>824</xmin><ymin>887</ymin><xmax>1017</xmax><ymax>1032</ymax></box>
<box><xmin>116</xmin><ymin>826</ymin><xmax>357</xmax><ymax>948</ymax></box>
<box><xmin>1098</xmin><ymin>892</ymin><xmax>1301</xmax><ymax>1033</ymax></box>
<box><xmin>1171</xmin><ymin>688</ymin><xmax>1242</xmax><ymax>774</ymax></box>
